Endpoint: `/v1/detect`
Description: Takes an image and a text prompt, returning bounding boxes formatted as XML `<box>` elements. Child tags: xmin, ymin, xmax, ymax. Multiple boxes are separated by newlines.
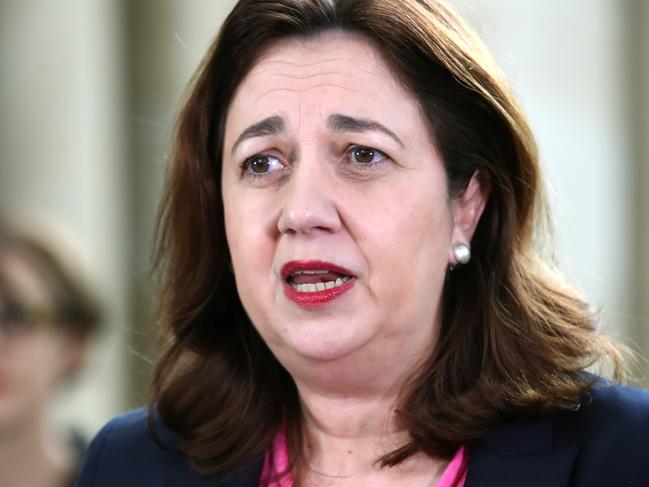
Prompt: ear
<box><xmin>448</xmin><ymin>170</ymin><xmax>490</xmax><ymax>264</ymax></box>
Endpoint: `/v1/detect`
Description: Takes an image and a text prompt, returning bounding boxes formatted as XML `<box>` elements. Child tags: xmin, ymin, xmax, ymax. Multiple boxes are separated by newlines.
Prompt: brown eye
<box><xmin>241</xmin><ymin>154</ymin><xmax>284</xmax><ymax>181</ymax></box>
<box><xmin>250</xmin><ymin>156</ymin><xmax>271</xmax><ymax>173</ymax></box>
<box><xmin>352</xmin><ymin>147</ymin><xmax>375</xmax><ymax>164</ymax></box>
<box><xmin>348</xmin><ymin>146</ymin><xmax>387</xmax><ymax>168</ymax></box>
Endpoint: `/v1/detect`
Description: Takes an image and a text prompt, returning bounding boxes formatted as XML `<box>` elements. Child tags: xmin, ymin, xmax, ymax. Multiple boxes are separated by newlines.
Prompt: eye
<box><xmin>0</xmin><ymin>303</ymin><xmax>36</xmax><ymax>337</ymax></box>
<box><xmin>241</xmin><ymin>154</ymin><xmax>284</xmax><ymax>178</ymax></box>
<box><xmin>348</xmin><ymin>146</ymin><xmax>388</xmax><ymax>166</ymax></box>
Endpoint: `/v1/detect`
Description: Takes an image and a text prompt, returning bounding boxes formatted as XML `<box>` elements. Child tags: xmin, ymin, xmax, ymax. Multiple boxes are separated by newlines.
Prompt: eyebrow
<box><xmin>230</xmin><ymin>115</ymin><xmax>285</xmax><ymax>154</ymax></box>
<box><xmin>230</xmin><ymin>113</ymin><xmax>404</xmax><ymax>154</ymax></box>
<box><xmin>327</xmin><ymin>113</ymin><xmax>404</xmax><ymax>147</ymax></box>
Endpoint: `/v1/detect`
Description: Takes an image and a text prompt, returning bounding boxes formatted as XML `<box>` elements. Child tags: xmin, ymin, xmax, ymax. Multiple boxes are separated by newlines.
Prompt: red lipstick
<box><xmin>281</xmin><ymin>260</ymin><xmax>356</xmax><ymax>309</ymax></box>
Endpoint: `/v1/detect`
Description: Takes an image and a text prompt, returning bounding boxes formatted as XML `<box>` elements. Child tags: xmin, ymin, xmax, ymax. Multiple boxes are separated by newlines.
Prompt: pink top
<box><xmin>259</xmin><ymin>430</ymin><xmax>469</xmax><ymax>487</ymax></box>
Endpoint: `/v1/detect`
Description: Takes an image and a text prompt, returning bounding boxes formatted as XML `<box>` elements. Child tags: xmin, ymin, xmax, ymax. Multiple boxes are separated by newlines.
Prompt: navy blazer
<box><xmin>76</xmin><ymin>383</ymin><xmax>649</xmax><ymax>486</ymax></box>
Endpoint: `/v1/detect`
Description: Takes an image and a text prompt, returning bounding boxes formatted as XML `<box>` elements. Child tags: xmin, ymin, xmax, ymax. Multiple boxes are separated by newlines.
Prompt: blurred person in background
<box><xmin>0</xmin><ymin>216</ymin><xmax>102</xmax><ymax>487</ymax></box>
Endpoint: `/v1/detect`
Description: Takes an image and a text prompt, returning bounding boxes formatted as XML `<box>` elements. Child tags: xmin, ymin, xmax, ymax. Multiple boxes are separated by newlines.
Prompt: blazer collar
<box><xmin>149</xmin><ymin>411</ymin><xmax>578</xmax><ymax>486</ymax></box>
<box><xmin>465</xmin><ymin>415</ymin><xmax>578</xmax><ymax>487</ymax></box>
<box><xmin>144</xmin><ymin>410</ymin><xmax>265</xmax><ymax>487</ymax></box>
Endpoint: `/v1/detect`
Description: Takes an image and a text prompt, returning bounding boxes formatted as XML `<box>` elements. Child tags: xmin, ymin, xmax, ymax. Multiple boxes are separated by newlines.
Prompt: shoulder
<box><xmin>564</xmin><ymin>381</ymin><xmax>649</xmax><ymax>452</ymax></box>
<box><xmin>583</xmin><ymin>379</ymin><xmax>649</xmax><ymax>415</ymax></box>
<box><xmin>467</xmin><ymin>381</ymin><xmax>649</xmax><ymax>486</ymax></box>
<box><xmin>75</xmin><ymin>408</ymin><xmax>264</xmax><ymax>487</ymax></box>
<box><xmin>556</xmin><ymin>381</ymin><xmax>649</xmax><ymax>485</ymax></box>
<box><xmin>74</xmin><ymin>408</ymin><xmax>183</xmax><ymax>486</ymax></box>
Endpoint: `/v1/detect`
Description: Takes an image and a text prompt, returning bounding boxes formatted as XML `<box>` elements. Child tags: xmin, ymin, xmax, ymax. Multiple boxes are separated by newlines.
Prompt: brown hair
<box><xmin>151</xmin><ymin>0</ymin><xmax>623</xmax><ymax>479</ymax></box>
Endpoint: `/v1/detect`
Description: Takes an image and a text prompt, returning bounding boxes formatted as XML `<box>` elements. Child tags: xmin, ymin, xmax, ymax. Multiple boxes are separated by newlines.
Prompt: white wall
<box><xmin>453</xmin><ymin>0</ymin><xmax>635</xmax><ymax>343</ymax></box>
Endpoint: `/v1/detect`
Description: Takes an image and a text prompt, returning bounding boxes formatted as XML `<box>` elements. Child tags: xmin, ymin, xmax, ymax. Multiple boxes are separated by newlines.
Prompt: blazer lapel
<box><xmin>464</xmin><ymin>416</ymin><xmax>578</xmax><ymax>487</ymax></box>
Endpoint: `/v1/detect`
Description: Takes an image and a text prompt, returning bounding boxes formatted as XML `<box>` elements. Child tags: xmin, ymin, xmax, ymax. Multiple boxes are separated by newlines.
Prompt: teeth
<box><xmin>292</xmin><ymin>270</ymin><xmax>329</xmax><ymax>276</ymax></box>
<box><xmin>292</xmin><ymin>276</ymin><xmax>351</xmax><ymax>293</ymax></box>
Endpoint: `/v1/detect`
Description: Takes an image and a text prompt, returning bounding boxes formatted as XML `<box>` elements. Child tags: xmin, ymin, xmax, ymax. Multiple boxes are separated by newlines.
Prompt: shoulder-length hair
<box><xmin>151</xmin><ymin>0</ymin><xmax>623</xmax><ymax>477</ymax></box>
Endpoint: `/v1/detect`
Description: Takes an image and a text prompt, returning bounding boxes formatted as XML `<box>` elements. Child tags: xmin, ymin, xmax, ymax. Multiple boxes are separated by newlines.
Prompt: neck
<box><xmin>0</xmin><ymin>409</ymin><xmax>74</xmax><ymax>487</ymax></box>
<box><xmin>289</xmin><ymin>347</ymin><xmax>436</xmax><ymax>482</ymax></box>
<box><xmin>298</xmin><ymin>383</ymin><xmax>404</xmax><ymax>467</ymax></box>
<box><xmin>294</xmin><ymin>384</ymin><xmax>447</xmax><ymax>486</ymax></box>
<box><xmin>276</xmin><ymin>316</ymin><xmax>443</xmax><ymax>483</ymax></box>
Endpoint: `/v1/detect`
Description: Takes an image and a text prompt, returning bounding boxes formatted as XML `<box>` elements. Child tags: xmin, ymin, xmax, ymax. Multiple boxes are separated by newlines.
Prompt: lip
<box><xmin>281</xmin><ymin>260</ymin><xmax>356</xmax><ymax>309</ymax></box>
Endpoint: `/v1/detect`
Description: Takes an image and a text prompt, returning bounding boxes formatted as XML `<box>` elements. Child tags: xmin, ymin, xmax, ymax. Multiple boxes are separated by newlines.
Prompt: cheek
<box><xmin>357</xmin><ymin>179</ymin><xmax>451</xmax><ymax>254</ymax></box>
<box><xmin>1</xmin><ymin>335</ymin><xmax>69</xmax><ymax>401</ymax></box>
<box><xmin>224</xmin><ymin>192</ymin><xmax>274</xmax><ymax>273</ymax></box>
<box><xmin>354</xmin><ymin>179</ymin><xmax>452</xmax><ymax>294</ymax></box>
<box><xmin>223</xmin><ymin>190</ymin><xmax>278</xmax><ymax>325</ymax></box>
<box><xmin>223</xmin><ymin>185</ymin><xmax>253</xmax><ymax>264</ymax></box>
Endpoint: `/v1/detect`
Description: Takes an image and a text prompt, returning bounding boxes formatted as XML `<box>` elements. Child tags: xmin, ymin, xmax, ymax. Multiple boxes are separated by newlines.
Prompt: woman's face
<box><xmin>222</xmin><ymin>32</ymin><xmax>476</xmax><ymax>368</ymax></box>
<box><xmin>0</xmin><ymin>254</ymin><xmax>82</xmax><ymax>430</ymax></box>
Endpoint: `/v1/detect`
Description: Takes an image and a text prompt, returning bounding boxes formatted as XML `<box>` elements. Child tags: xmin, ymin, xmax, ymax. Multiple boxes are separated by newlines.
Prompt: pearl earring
<box><xmin>453</xmin><ymin>243</ymin><xmax>471</xmax><ymax>265</ymax></box>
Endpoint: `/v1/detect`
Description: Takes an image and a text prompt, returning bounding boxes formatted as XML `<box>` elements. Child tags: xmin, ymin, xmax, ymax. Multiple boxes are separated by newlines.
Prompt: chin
<box><xmin>291</xmin><ymin>343</ymin><xmax>356</xmax><ymax>362</ymax></box>
<box><xmin>278</xmin><ymin>321</ymin><xmax>372</xmax><ymax>363</ymax></box>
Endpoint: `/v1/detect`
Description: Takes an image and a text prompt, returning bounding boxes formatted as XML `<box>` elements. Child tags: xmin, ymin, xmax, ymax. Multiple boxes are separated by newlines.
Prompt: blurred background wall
<box><xmin>0</xmin><ymin>0</ymin><xmax>647</xmax><ymax>438</ymax></box>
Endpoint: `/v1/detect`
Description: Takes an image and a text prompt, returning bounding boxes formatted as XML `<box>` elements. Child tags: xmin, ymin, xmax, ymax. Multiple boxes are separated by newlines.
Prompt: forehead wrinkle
<box><xmin>247</xmin><ymin>65</ymin><xmax>409</xmax><ymax>104</ymax></box>
<box><xmin>247</xmin><ymin>66</ymin><xmax>381</xmax><ymax>91</ymax></box>
<box><xmin>254</xmin><ymin>83</ymin><xmax>375</xmax><ymax>105</ymax></box>
<box><xmin>250</xmin><ymin>53</ymin><xmax>383</xmax><ymax>79</ymax></box>
<box><xmin>255</xmin><ymin>57</ymin><xmax>376</xmax><ymax>69</ymax></box>
<box><xmin>260</xmin><ymin>69</ymin><xmax>379</xmax><ymax>82</ymax></box>
<box><xmin>232</xmin><ymin>35</ymin><xmax>422</xmax><ymax>149</ymax></box>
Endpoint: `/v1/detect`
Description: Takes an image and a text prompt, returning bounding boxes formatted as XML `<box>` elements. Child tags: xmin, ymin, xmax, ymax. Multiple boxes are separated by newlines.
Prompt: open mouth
<box><xmin>281</xmin><ymin>261</ymin><xmax>356</xmax><ymax>302</ymax></box>
<box><xmin>286</xmin><ymin>269</ymin><xmax>352</xmax><ymax>293</ymax></box>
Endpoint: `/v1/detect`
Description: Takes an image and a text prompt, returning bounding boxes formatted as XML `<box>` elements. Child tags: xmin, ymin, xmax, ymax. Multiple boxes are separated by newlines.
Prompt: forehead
<box><xmin>244</xmin><ymin>31</ymin><xmax>403</xmax><ymax>91</ymax></box>
<box><xmin>0</xmin><ymin>251</ymin><xmax>52</xmax><ymax>308</ymax></box>
<box><xmin>224</xmin><ymin>31</ymin><xmax>424</xmax><ymax>139</ymax></box>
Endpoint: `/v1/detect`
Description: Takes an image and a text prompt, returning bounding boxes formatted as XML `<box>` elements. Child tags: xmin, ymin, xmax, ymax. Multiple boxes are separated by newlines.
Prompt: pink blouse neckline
<box><xmin>259</xmin><ymin>429</ymin><xmax>469</xmax><ymax>487</ymax></box>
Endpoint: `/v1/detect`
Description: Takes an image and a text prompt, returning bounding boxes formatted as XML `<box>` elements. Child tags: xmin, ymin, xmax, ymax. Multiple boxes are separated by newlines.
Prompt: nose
<box><xmin>277</xmin><ymin>163</ymin><xmax>341</xmax><ymax>236</ymax></box>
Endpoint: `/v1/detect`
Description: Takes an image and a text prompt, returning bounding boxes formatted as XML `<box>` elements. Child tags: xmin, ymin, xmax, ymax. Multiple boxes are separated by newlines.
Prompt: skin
<box><xmin>222</xmin><ymin>31</ymin><xmax>487</xmax><ymax>486</ymax></box>
<box><xmin>0</xmin><ymin>253</ymin><xmax>85</xmax><ymax>487</ymax></box>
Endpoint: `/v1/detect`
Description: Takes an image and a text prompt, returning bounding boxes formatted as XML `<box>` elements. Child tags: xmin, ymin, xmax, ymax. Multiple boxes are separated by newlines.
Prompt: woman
<box><xmin>0</xmin><ymin>217</ymin><xmax>102</xmax><ymax>487</ymax></box>
<box><xmin>76</xmin><ymin>0</ymin><xmax>649</xmax><ymax>486</ymax></box>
